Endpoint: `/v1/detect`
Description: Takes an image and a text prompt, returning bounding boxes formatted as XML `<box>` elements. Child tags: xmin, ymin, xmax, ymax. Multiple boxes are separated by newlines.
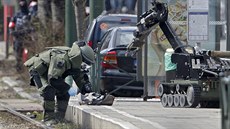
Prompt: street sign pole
<box><xmin>89</xmin><ymin>0</ymin><xmax>103</xmax><ymax>92</ymax></box>
<box><xmin>65</xmin><ymin>0</ymin><xmax>77</xmax><ymax>86</ymax></box>
<box><xmin>227</xmin><ymin>0</ymin><xmax>230</xmax><ymax>50</ymax></box>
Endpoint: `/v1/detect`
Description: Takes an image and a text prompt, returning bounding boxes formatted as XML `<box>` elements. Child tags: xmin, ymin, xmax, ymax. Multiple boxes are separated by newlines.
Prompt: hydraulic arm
<box><xmin>128</xmin><ymin>1</ymin><xmax>187</xmax><ymax>53</ymax></box>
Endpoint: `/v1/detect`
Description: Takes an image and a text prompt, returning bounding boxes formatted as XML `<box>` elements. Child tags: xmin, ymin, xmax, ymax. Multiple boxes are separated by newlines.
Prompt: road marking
<box><xmin>104</xmin><ymin>106</ymin><xmax>167</xmax><ymax>129</ymax></box>
<box><xmin>115</xmin><ymin>97</ymin><xmax>160</xmax><ymax>102</ymax></box>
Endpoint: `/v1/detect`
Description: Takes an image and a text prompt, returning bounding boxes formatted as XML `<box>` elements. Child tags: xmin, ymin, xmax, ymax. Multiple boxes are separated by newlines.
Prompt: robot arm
<box><xmin>127</xmin><ymin>1</ymin><xmax>168</xmax><ymax>49</ymax></box>
<box><xmin>127</xmin><ymin>1</ymin><xmax>187</xmax><ymax>54</ymax></box>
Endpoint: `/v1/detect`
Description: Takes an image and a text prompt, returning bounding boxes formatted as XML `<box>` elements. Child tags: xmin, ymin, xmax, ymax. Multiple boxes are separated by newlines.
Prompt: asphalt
<box><xmin>0</xmin><ymin>41</ymin><xmax>221</xmax><ymax>129</ymax></box>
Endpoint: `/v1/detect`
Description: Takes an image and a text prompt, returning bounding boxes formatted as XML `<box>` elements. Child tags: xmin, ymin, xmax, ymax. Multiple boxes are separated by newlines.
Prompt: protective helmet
<box><xmin>19</xmin><ymin>0</ymin><xmax>27</xmax><ymax>4</ymax></box>
<box><xmin>79</xmin><ymin>43</ymin><xmax>95</xmax><ymax>65</ymax></box>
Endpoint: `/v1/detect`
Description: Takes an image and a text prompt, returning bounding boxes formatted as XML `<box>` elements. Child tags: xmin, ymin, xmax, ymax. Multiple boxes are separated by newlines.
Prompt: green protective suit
<box><xmin>24</xmin><ymin>45</ymin><xmax>83</xmax><ymax>91</ymax></box>
<box><xmin>24</xmin><ymin>44</ymin><xmax>89</xmax><ymax>122</ymax></box>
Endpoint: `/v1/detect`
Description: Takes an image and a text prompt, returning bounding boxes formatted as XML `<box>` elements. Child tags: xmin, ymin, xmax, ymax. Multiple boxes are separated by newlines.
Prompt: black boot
<box><xmin>43</xmin><ymin>101</ymin><xmax>57</xmax><ymax>126</ymax></box>
<box><xmin>55</xmin><ymin>100</ymin><xmax>69</xmax><ymax>122</ymax></box>
<box><xmin>43</xmin><ymin>111</ymin><xmax>57</xmax><ymax>126</ymax></box>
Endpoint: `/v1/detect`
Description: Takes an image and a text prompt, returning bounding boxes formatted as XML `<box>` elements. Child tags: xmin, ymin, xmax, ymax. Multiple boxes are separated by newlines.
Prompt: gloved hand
<box><xmin>68</xmin><ymin>87</ymin><xmax>78</xmax><ymax>96</ymax></box>
<box><xmin>81</xmin><ymin>82</ymin><xmax>92</xmax><ymax>95</ymax></box>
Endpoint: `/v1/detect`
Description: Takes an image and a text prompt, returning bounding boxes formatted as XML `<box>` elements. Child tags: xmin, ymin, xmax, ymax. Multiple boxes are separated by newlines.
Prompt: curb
<box><xmin>65</xmin><ymin>97</ymin><xmax>138</xmax><ymax>129</ymax></box>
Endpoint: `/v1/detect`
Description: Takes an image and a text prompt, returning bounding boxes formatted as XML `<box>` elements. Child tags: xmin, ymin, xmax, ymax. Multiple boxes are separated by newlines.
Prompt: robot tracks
<box><xmin>158</xmin><ymin>83</ymin><xmax>201</xmax><ymax>108</ymax></box>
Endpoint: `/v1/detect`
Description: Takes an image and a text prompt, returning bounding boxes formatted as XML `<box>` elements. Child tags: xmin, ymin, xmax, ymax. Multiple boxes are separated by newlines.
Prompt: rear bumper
<box><xmin>100</xmin><ymin>74</ymin><xmax>143</xmax><ymax>92</ymax></box>
<box><xmin>101</xmin><ymin>69</ymin><xmax>136</xmax><ymax>77</ymax></box>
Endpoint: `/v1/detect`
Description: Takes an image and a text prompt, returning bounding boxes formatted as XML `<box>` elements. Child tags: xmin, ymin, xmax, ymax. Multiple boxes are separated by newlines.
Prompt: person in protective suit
<box><xmin>9</xmin><ymin>0</ymin><xmax>33</xmax><ymax>71</ymax></box>
<box><xmin>24</xmin><ymin>41</ymin><xmax>95</xmax><ymax>125</ymax></box>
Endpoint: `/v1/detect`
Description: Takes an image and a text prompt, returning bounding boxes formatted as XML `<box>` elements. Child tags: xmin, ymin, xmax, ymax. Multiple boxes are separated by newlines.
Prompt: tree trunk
<box><xmin>51</xmin><ymin>0</ymin><xmax>65</xmax><ymax>43</ymax></box>
<box><xmin>37</xmin><ymin>0</ymin><xmax>65</xmax><ymax>45</ymax></box>
<box><xmin>37</xmin><ymin>0</ymin><xmax>52</xmax><ymax>27</ymax></box>
<box><xmin>72</xmin><ymin>0</ymin><xmax>87</xmax><ymax>40</ymax></box>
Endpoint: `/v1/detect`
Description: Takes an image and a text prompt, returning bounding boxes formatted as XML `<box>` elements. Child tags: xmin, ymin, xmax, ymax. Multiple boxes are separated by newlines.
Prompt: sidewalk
<box><xmin>66</xmin><ymin>97</ymin><xmax>163</xmax><ymax>129</ymax></box>
<box><xmin>65</xmin><ymin>97</ymin><xmax>220</xmax><ymax>129</ymax></box>
<box><xmin>0</xmin><ymin>41</ymin><xmax>43</xmax><ymax>112</ymax></box>
<box><xmin>0</xmin><ymin>41</ymin><xmax>14</xmax><ymax>60</ymax></box>
<box><xmin>0</xmin><ymin>40</ymin><xmax>42</xmax><ymax>102</ymax></box>
<box><xmin>0</xmin><ymin>41</ymin><xmax>6</xmax><ymax>60</ymax></box>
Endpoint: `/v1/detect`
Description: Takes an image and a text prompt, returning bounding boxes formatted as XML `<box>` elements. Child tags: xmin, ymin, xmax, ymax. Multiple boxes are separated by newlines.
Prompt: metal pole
<box><xmin>65</xmin><ymin>0</ymin><xmax>77</xmax><ymax>47</ymax></box>
<box><xmin>89</xmin><ymin>0</ymin><xmax>104</xmax><ymax>21</ymax></box>
<box><xmin>227</xmin><ymin>0</ymin><xmax>230</xmax><ymax>50</ymax></box>
<box><xmin>143</xmin><ymin>0</ymin><xmax>149</xmax><ymax>101</ymax></box>
<box><xmin>5</xmin><ymin>16</ymin><xmax>10</xmax><ymax>59</ymax></box>
<box><xmin>136</xmin><ymin>0</ymin><xmax>142</xmax><ymax>82</ymax></box>
<box><xmin>220</xmin><ymin>76</ymin><xmax>230</xmax><ymax>129</ymax></box>
<box><xmin>89</xmin><ymin>0</ymin><xmax>103</xmax><ymax>92</ymax></box>
<box><xmin>65</xmin><ymin>0</ymin><xmax>77</xmax><ymax>85</ymax></box>
<box><xmin>137</xmin><ymin>0</ymin><xmax>148</xmax><ymax>101</ymax></box>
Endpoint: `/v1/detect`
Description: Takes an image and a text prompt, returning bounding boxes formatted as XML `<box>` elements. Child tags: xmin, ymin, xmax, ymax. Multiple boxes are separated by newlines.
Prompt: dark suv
<box><xmin>85</xmin><ymin>14</ymin><xmax>137</xmax><ymax>50</ymax></box>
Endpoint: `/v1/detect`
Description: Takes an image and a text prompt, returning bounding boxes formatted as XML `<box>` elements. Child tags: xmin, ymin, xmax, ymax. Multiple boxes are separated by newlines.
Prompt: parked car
<box><xmin>84</xmin><ymin>13</ymin><xmax>137</xmax><ymax>50</ymax></box>
<box><xmin>98</xmin><ymin>26</ymin><xmax>143</xmax><ymax>97</ymax></box>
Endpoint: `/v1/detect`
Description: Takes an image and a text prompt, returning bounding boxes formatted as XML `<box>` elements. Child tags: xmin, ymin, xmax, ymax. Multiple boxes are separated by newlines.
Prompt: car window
<box><xmin>100</xmin><ymin>30</ymin><xmax>113</xmax><ymax>51</ymax></box>
<box><xmin>96</xmin><ymin>21</ymin><xmax>136</xmax><ymax>43</ymax></box>
<box><xmin>85</xmin><ymin>19</ymin><xmax>96</xmax><ymax>41</ymax></box>
<box><xmin>115</xmin><ymin>30</ymin><xmax>135</xmax><ymax>47</ymax></box>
